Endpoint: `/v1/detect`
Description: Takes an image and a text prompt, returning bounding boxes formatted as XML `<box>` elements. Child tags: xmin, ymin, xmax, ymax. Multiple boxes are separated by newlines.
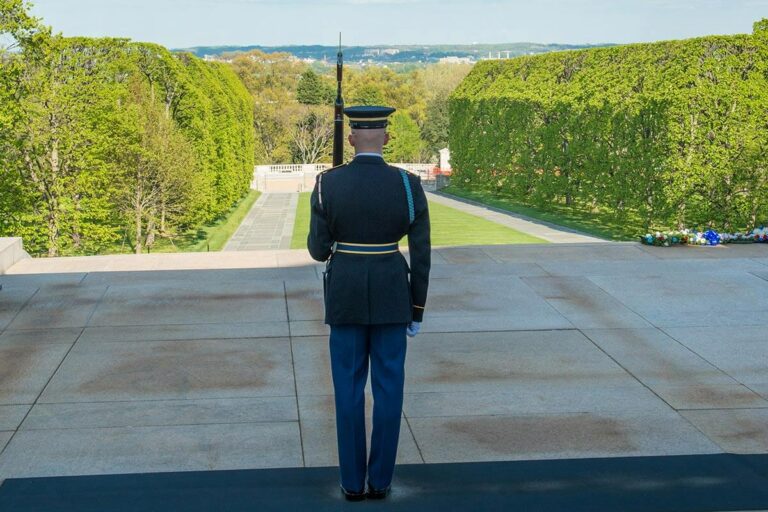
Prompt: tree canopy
<box><xmin>0</xmin><ymin>2</ymin><xmax>254</xmax><ymax>256</ymax></box>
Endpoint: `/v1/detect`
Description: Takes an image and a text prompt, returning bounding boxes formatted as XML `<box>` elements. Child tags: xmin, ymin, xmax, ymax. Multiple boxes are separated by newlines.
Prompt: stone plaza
<box><xmin>1</xmin><ymin>240</ymin><xmax>767</xmax><ymax>497</ymax></box>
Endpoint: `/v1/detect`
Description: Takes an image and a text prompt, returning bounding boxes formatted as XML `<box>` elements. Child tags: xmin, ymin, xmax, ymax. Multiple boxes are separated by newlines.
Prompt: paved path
<box><xmin>224</xmin><ymin>193</ymin><xmax>298</xmax><ymax>251</ymax></box>
<box><xmin>1</xmin><ymin>243</ymin><xmax>767</xmax><ymax>488</ymax></box>
<box><xmin>428</xmin><ymin>191</ymin><xmax>606</xmax><ymax>243</ymax></box>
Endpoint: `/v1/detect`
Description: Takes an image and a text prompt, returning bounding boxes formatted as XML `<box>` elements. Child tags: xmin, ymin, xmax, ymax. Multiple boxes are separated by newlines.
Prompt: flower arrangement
<box><xmin>640</xmin><ymin>227</ymin><xmax>767</xmax><ymax>247</ymax></box>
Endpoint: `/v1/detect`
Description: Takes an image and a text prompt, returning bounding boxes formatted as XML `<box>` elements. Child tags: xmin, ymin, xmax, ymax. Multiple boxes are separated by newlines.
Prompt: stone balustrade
<box><xmin>251</xmin><ymin>163</ymin><xmax>450</xmax><ymax>192</ymax></box>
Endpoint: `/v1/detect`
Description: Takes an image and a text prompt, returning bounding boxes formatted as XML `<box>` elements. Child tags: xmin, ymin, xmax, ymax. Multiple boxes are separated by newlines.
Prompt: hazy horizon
<box><xmin>30</xmin><ymin>0</ymin><xmax>767</xmax><ymax>49</ymax></box>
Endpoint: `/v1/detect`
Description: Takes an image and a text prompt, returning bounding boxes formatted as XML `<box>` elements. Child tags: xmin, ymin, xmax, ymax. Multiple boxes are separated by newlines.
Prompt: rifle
<box><xmin>332</xmin><ymin>33</ymin><xmax>344</xmax><ymax>167</ymax></box>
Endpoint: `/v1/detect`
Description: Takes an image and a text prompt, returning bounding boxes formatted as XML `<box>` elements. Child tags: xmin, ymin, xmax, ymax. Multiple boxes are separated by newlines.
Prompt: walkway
<box><xmin>223</xmin><ymin>193</ymin><xmax>298</xmax><ymax>251</ymax></box>
<box><xmin>428</xmin><ymin>191</ymin><xmax>606</xmax><ymax>243</ymax></box>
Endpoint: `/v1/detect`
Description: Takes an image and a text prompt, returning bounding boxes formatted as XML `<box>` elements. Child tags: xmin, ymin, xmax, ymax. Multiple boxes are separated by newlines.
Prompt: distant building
<box><xmin>362</xmin><ymin>48</ymin><xmax>400</xmax><ymax>57</ymax></box>
<box><xmin>439</xmin><ymin>56</ymin><xmax>474</xmax><ymax>64</ymax></box>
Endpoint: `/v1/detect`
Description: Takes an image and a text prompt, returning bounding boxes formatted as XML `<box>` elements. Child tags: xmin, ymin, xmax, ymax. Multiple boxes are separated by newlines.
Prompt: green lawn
<box><xmin>442</xmin><ymin>185</ymin><xmax>641</xmax><ymax>241</ymax></box>
<box><xmin>143</xmin><ymin>190</ymin><xmax>261</xmax><ymax>253</ymax></box>
<box><xmin>291</xmin><ymin>192</ymin><xmax>547</xmax><ymax>249</ymax></box>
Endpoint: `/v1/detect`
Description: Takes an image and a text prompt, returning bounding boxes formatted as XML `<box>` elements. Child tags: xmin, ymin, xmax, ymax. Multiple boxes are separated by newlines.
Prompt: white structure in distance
<box><xmin>252</xmin><ymin>150</ymin><xmax>452</xmax><ymax>193</ymax></box>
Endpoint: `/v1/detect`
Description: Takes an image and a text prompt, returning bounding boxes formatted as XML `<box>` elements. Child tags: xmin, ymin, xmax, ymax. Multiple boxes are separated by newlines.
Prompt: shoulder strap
<box><xmin>399</xmin><ymin>169</ymin><xmax>415</xmax><ymax>225</ymax></box>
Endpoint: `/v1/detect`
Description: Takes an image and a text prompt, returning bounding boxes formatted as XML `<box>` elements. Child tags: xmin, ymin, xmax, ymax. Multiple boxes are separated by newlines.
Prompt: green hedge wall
<box><xmin>449</xmin><ymin>20</ymin><xmax>768</xmax><ymax>232</ymax></box>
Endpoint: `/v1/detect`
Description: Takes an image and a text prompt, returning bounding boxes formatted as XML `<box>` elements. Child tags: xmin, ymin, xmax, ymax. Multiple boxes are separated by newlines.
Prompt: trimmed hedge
<box><xmin>449</xmin><ymin>20</ymin><xmax>768</xmax><ymax>233</ymax></box>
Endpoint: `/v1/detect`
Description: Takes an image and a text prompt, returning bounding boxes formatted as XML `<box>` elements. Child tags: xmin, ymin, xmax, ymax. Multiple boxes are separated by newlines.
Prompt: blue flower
<box><xmin>703</xmin><ymin>229</ymin><xmax>720</xmax><ymax>246</ymax></box>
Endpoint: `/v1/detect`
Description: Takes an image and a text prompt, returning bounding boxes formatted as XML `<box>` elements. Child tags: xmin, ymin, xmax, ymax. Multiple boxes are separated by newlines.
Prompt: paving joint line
<box><xmin>0</xmin><ymin>286</ymin><xmax>40</xmax><ymax>337</ymax></box>
<box><xmin>659</xmin><ymin>326</ymin><xmax>768</xmax><ymax>402</ymax></box>
<box><xmin>284</xmin><ymin>280</ymin><xmax>306</xmax><ymax>468</ymax></box>
<box><xmin>5</xmin><ymin>285</ymin><xmax>112</xmax><ymax>453</ymax></box>
<box><xmin>17</xmin><ymin>419</ymin><xmax>301</xmax><ymax>432</ymax></box>
<box><xmin>32</xmin><ymin>395</ymin><xmax>299</xmax><ymax>405</ymax></box>
<box><xmin>402</xmin><ymin>411</ymin><xmax>426</xmax><ymax>464</ymax></box>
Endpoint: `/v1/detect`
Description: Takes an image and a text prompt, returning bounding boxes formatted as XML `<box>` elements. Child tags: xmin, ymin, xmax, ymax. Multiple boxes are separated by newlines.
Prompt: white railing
<box><xmin>255</xmin><ymin>164</ymin><xmax>331</xmax><ymax>175</ymax></box>
<box><xmin>252</xmin><ymin>162</ymin><xmax>450</xmax><ymax>192</ymax></box>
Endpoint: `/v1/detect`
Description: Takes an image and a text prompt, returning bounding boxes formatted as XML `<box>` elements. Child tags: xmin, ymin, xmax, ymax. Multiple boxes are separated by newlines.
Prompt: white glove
<box><xmin>406</xmin><ymin>321</ymin><xmax>421</xmax><ymax>337</ymax></box>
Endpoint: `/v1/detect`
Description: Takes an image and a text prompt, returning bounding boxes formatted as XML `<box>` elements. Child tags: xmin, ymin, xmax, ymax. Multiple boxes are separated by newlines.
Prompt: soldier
<box><xmin>307</xmin><ymin>105</ymin><xmax>431</xmax><ymax>501</ymax></box>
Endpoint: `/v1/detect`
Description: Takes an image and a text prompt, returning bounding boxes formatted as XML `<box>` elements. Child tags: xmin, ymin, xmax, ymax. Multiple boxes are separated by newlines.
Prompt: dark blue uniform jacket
<box><xmin>307</xmin><ymin>154</ymin><xmax>431</xmax><ymax>325</ymax></box>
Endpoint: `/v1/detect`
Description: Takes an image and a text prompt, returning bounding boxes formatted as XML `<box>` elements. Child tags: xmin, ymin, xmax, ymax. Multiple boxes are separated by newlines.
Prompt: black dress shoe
<box><xmin>366</xmin><ymin>485</ymin><xmax>391</xmax><ymax>500</ymax></box>
<box><xmin>340</xmin><ymin>485</ymin><xmax>366</xmax><ymax>502</ymax></box>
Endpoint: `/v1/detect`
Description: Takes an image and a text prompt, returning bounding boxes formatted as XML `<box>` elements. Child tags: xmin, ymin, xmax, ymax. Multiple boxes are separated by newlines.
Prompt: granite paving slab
<box><xmin>636</xmin><ymin>244</ymin><xmax>731</xmax><ymax>259</ymax></box>
<box><xmin>284</xmin><ymin>280</ymin><xmax>326</xmax><ymax>321</ymax></box>
<box><xmin>0</xmin><ymin>327</ymin><xmax>81</xmax><ymax>346</ymax></box>
<box><xmin>428</xmin><ymin>261</ymin><xmax>549</xmax><ymax>279</ymax></box>
<box><xmin>0</xmin><ymin>406</ymin><xmax>30</xmax><ymax>431</ymax></box>
<box><xmin>298</xmin><ymin>394</ymin><xmax>421</xmax><ymax>467</ymax></box>
<box><xmin>401</xmin><ymin>382</ymin><xmax>671</xmax><ymax>418</ymax></box>
<box><xmin>1</xmin><ymin>242</ymin><xmax>766</xmax><ymax>483</ymax></box>
<box><xmin>292</xmin><ymin>336</ymin><xmax>336</xmax><ymax>396</ymax></box>
<box><xmin>0</xmin><ymin>432</ymin><xmax>11</xmax><ymax>454</ymax></box>
<box><xmin>0</xmin><ymin>422</ymin><xmax>302</xmax><ymax>481</ymax></box>
<box><xmin>681</xmin><ymin>409</ymin><xmax>768</xmax><ymax>454</ymax></box>
<box><xmin>482</xmin><ymin>243</ymin><xmax>652</xmax><ymax>263</ymax></box>
<box><xmin>538</xmin><ymin>258</ymin><xmax>768</xmax><ymax>278</ymax></box>
<box><xmin>20</xmin><ymin>397</ymin><xmax>297</xmax><ymax>430</ymax></box>
<box><xmin>0</xmin><ymin>273</ymin><xmax>86</xmax><ymax>287</ymax></box>
<box><xmin>38</xmin><ymin>338</ymin><xmax>295</xmax><ymax>403</ymax></box>
<box><xmin>0</xmin><ymin>286</ymin><xmax>37</xmax><ymax>331</ymax></box>
<box><xmin>647</xmin><ymin>383</ymin><xmax>768</xmax><ymax>410</ymax></box>
<box><xmin>662</xmin><ymin>326</ymin><xmax>768</xmax><ymax>388</ymax></box>
<box><xmin>6</xmin><ymin>285</ymin><xmax>107</xmax><ymax>329</ymax></box>
<box><xmin>290</xmin><ymin>320</ymin><xmax>329</xmax><ymax>338</ymax></box>
<box><xmin>80</xmin><ymin>267</ymin><xmax>313</xmax><ymax>286</ymax></box>
<box><xmin>402</xmin><ymin>330</ymin><xmax>636</xmax><ymax>394</ymax></box>
<box><xmin>0</xmin><ymin>343</ymin><xmax>73</xmax><ymax>405</ymax></box>
<box><xmin>88</xmin><ymin>281</ymin><xmax>287</xmax><ymax>326</ymax></box>
<box><xmin>581</xmin><ymin>329</ymin><xmax>768</xmax><ymax>409</ymax></box>
<box><xmin>522</xmin><ymin>277</ymin><xmax>653</xmax><ymax>329</ymax></box>
<box><xmin>276</xmin><ymin>251</ymin><xmax>323</xmax><ymax>269</ymax></box>
<box><xmin>588</xmin><ymin>273</ymin><xmax>768</xmax><ymax>327</ymax></box>
<box><xmin>407</xmin><ymin>411</ymin><xmax>722</xmax><ymax>464</ymax></box>
<box><xmin>419</xmin><ymin>315</ymin><xmax>574</xmax><ymax>333</ymax></box>
<box><xmin>426</xmin><ymin>276</ymin><xmax>571</xmax><ymax>331</ymax></box>
<box><xmin>4</xmin><ymin>251</ymin><xmax>299</xmax><ymax>273</ymax></box>
<box><xmin>7</xmin><ymin>285</ymin><xmax>106</xmax><ymax>330</ymax></box>
<box><xmin>78</xmin><ymin>322</ymin><xmax>289</xmax><ymax>343</ymax></box>
<box><xmin>433</xmin><ymin>247</ymin><xmax>498</xmax><ymax>264</ymax></box>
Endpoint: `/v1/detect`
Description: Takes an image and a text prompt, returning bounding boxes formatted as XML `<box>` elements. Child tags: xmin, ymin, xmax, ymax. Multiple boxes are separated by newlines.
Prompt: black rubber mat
<box><xmin>1</xmin><ymin>453</ymin><xmax>767</xmax><ymax>511</ymax></box>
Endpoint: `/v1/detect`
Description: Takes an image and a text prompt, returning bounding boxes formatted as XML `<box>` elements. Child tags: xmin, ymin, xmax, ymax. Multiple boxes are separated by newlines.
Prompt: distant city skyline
<box><xmin>29</xmin><ymin>0</ymin><xmax>768</xmax><ymax>48</ymax></box>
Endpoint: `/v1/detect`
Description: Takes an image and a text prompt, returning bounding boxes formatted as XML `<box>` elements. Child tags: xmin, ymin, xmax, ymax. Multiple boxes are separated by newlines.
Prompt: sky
<box><xmin>28</xmin><ymin>0</ymin><xmax>768</xmax><ymax>48</ymax></box>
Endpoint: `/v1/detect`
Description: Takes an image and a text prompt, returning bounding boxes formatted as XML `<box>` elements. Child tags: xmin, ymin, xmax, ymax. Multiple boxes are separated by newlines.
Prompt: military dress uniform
<box><xmin>307</xmin><ymin>106</ymin><xmax>431</xmax><ymax>499</ymax></box>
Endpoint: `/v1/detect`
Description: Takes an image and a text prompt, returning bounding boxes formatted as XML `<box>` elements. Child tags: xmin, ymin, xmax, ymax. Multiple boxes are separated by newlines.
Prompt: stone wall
<box><xmin>0</xmin><ymin>238</ymin><xmax>30</xmax><ymax>273</ymax></box>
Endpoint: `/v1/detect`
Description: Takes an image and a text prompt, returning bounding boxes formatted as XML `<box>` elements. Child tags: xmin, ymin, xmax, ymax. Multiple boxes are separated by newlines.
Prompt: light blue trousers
<box><xmin>329</xmin><ymin>323</ymin><xmax>408</xmax><ymax>493</ymax></box>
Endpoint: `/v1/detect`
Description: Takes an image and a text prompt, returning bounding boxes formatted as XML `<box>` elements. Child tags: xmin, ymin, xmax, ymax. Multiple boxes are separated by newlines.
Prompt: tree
<box><xmin>419</xmin><ymin>63</ymin><xmax>473</xmax><ymax>157</ymax></box>
<box><xmin>296</xmin><ymin>69</ymin><xmax>333</xmax><ymax>105</ymax></box>
<box><xmin>229</xmin><ymin>50</ymin><xmax>307</xmax><ymax>164</ymax></box>
<box><xmin>1</xmin><ymin>1</ymin><xmax>255</xmax><ymax>256</ymax></box>
<box><xmin>10</xmin><ymin>37</ymin><xmax>131</xmax><ymax>256</ymax></box>
<box><xmin>113</xmin><ymin>78</ymin><xmax>196</xmax><ymax>254</ymax></box>
<box><xmin>384</xmin><ymin>111</ymin><xmax>425</xmax><ymax>162</ymax></box>
<box><xmin>0</xmin><ymin>0</ymin><xmax>49</xmax><ymax>242</ymax></box>
<box><xmin>291</xmin><ymin>109</ymin><xmax>333</xmax><ymax>163</ymax></box>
